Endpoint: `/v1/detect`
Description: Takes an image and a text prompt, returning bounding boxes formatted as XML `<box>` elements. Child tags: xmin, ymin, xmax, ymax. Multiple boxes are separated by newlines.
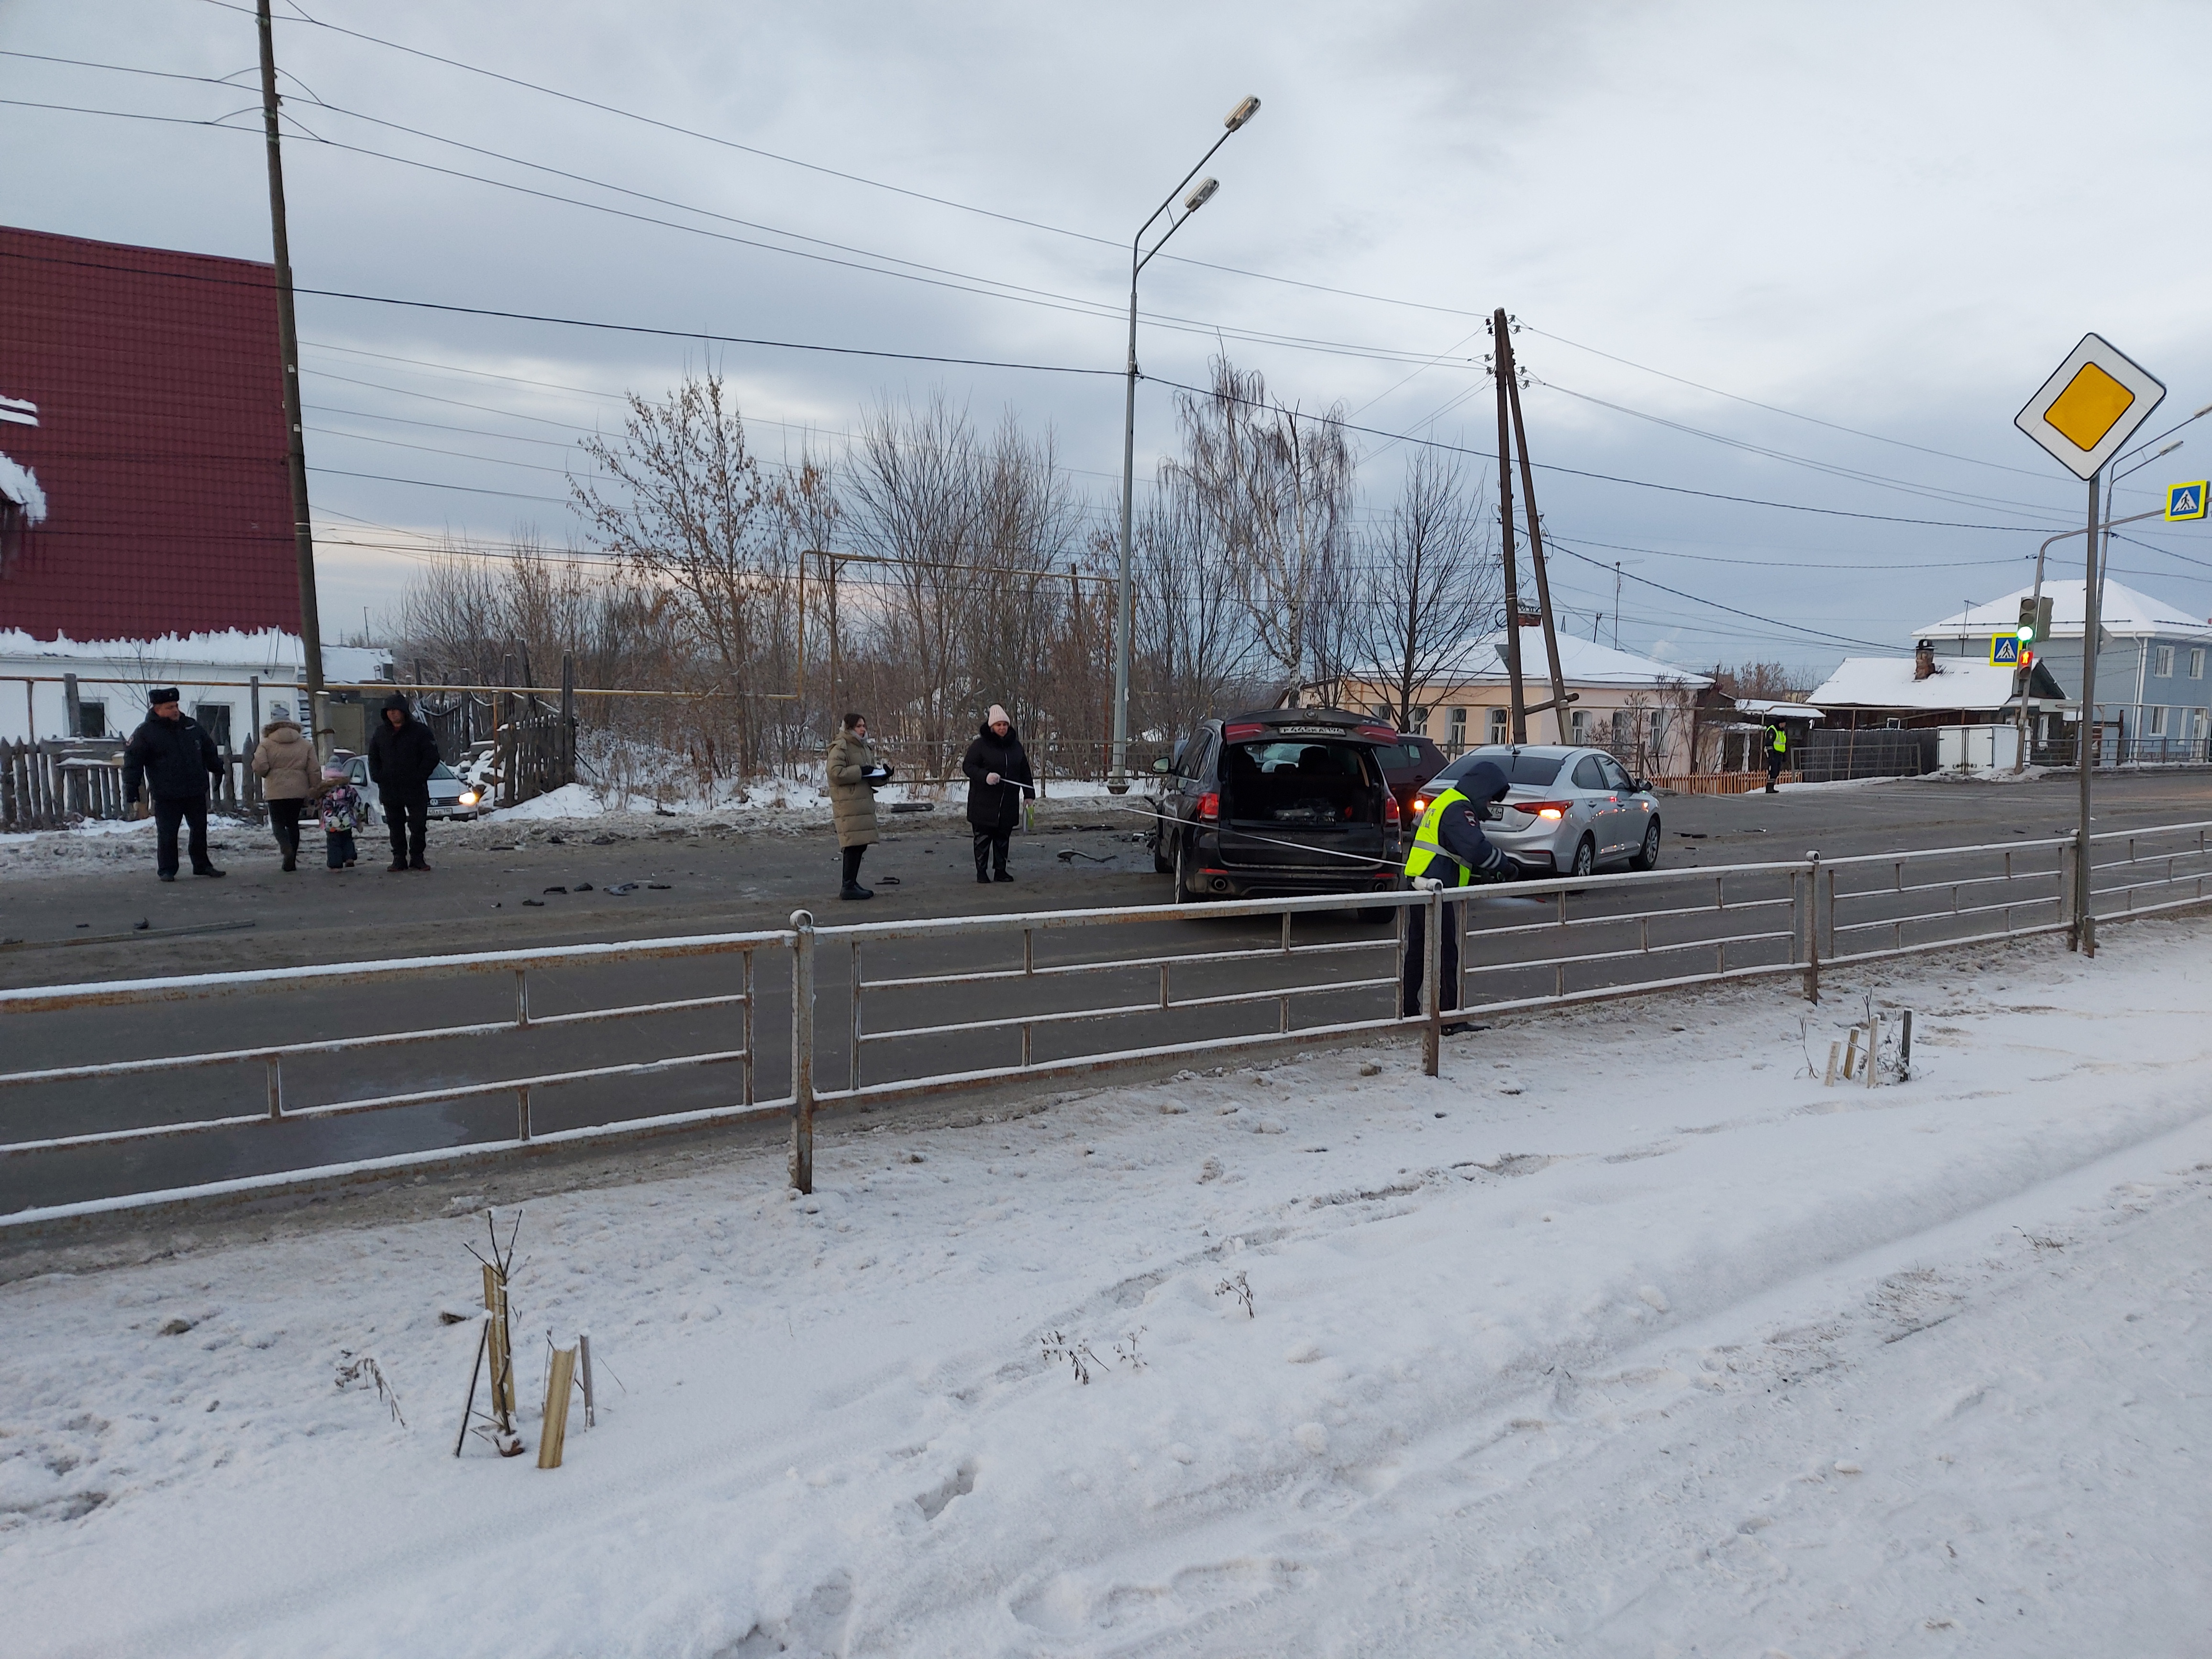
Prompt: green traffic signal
<box><xmin>2016</xmin><ymin>624</ymin><xmax>2035</xmax><ymax>643</ymax></box>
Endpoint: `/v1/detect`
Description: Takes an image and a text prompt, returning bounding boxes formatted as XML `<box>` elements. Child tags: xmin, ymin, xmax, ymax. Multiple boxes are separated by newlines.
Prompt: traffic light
<box><xmin>2017</xmin><ymin>595</ymin><xmax>2054</xmax><ymax>645</ymax></box>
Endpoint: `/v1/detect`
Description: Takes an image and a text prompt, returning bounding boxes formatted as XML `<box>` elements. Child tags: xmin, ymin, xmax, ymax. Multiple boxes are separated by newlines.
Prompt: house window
<box><xmin>1447</xmin><ymin>708</ymin><xmax>1467</xmax><ymax>752</ymax></box>
<box><xmin>2153</xmin><ymin>645</ymin><xmax>2175</xmax><ymax>678</ymax></box>
<box><xmin>1410</xmin><ymin>706</ymin><xmax>1429</xmax><ymax>735</ymax></box>
<box><xmin>2148</xmin><ymin>705</ymin><xmax>2168</xmax><ymax>737</ymax></box>
<box><xmin>1487</xmin><ymin>707</ymin><xmax>1508</xmax><ymax>743</ymax></box>
<box><xmin>2190</xmin><ymin>648</ymin><xmax>2205</xmax><ymax>680</ymax></box>
<box><xmin>194</xmin><ymin>702</ymin><xmax>233</xmax><ymax>749</ymax></box>
<box><xmin>77</xmin><ymin>701</ymin><xmax>106</xmax><ymax>739</ymax></box>
<box><xmin>1570</xmin><ymin>708</ymin><xmax>1589</xmax><ymax>744</ymax></box>
<box><xmin>2193</xmin><ymin>708</ymin><xmax>2209</xmax><ymax>740</ymax></box>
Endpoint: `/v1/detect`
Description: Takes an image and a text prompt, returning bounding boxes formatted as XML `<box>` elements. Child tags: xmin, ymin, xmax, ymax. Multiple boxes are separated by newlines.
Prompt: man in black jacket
<box><xmin>960</xmin><ymin>703</ymin><xmax>1035</xmax><ymax>883</ymax></box>
<box><xmin>366</xmin><ymin>692</ymin><xmax>441</xmax><ymax>872</ymax></box>
<box><xmin>123</xmin><ymin>688</ymin><xmax>226</xmax><ymax>881</ymax></box>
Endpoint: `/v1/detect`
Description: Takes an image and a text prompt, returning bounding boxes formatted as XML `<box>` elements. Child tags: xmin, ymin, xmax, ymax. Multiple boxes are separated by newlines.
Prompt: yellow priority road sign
<box><xmin>2014</xmin><ymin>333</ymin><xmax>2166</xmax><ymax>480</ymax></box>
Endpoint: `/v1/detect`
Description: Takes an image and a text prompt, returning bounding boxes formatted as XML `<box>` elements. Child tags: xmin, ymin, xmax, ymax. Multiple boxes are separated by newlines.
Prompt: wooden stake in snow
<box><xmin>1824</xmin><ymin>1040</ymin><xmax>1841</xmax><ymax>1087</ymax></box>
<box><xmin>1899</xmin><ymin>1010</ymin><xmax>1914</xmax><ymax>1082</ymax></box>
<box><xmin>538</xmin><ymin>1345</ymin><xmax>577</xmax><ymax>1470</ymax></box>
<box><xmin>1865</xmin><ymin>1016</ymin><xmax>1881</xmax><ymax>1088</ymax></box>
<box><xmin>578</xmin><ymin>1332</ymin><xmax>596</xmax><ymax>1429</ymax></box>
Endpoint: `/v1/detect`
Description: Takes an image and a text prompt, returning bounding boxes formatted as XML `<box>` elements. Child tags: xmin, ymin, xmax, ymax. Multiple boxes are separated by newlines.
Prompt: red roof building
<box><xmin>0</xmin><ymin>225</ymin><xmax>300</xmax><ymax>641</ymax></box>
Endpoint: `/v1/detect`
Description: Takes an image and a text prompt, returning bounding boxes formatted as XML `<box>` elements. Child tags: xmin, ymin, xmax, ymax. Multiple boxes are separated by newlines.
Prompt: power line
<box><xmin>1544</xmin><ymin>536</ymin><xmax>1900</xmax><ymax>651</ymax></box>
<box><xmin>0</xmin><ymin>243</ymin><xmax>1121</xmax><ymax>376</ymax></box>
<box><xmin>1139</xmin><ymin>372</ymin><xmax>2051</xmax><ymax>534</ymax></box>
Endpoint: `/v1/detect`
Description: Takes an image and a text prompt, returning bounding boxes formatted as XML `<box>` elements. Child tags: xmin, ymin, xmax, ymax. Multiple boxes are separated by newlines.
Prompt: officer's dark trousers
<box><xmin>1400</xmin><ymin>897</ymin><xmax>1463</xmax><ymax>1017</ymax></box>
<box><xmin>154</xmin><ymin>796</ymin><xmax>212</xmax><ymax>877</ymax></box>
<box><xmin>382</xmin><ymin>789</ymin><xmax>429</xmax><ymax>865</ymax></box>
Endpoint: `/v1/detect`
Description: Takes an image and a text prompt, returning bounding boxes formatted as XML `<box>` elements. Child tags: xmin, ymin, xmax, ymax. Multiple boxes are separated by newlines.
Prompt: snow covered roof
<box><xmin>1914</xmin><ymin>578</ymin><xmax>2212</xmax><ymax>642</ymax></box>
<box><xmin>1375</xmin><ymin>628</ymin><xmax>1713</xmax><ymax>693</ymax></box>
<box><xmin>1808</xmin><ymin>657</ymin><xmax>2038</xmax><ymax>711</ymax></box>
<box><xmin>0</xmin><ymin>629</ymin><xmax>392</xmax><ymax>680</ymax></box>
<box><xmin>1731</xmin><ymin>699</ymin><xmax>1824</xmax><ymax>721</ymax></box>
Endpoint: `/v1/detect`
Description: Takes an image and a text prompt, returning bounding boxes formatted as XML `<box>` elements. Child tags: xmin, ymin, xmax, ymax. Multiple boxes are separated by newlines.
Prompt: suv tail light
<box><xmin>1198</xmin><ymin>792</ymin><xmax>1219</xmax><ymax>822</ymax></box>
<box><xmin>1516</xmin><ymin>799</ymin><xmax>1572</xmax><ymax>820</ymax></box>
<box><xmin>1383</xmin><ymin>792</ymin><xmax>1401</xmax><ymax>824</ymax></box>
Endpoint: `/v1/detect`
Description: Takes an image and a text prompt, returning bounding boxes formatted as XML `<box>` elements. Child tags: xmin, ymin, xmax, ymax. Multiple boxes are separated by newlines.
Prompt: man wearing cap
<box><xmin>367</xmin><ymin>692</ymin><xmax>442</xmax><ymax>872</ymax></box>
<box><xmin>122</xmin><ymin>689</ymin><xmax>226</xmax><ymax>882</ymax></box>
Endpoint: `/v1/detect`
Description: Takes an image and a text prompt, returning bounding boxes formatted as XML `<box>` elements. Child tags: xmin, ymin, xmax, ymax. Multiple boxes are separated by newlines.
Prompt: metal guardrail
<box><xmin>2</xmin><ymin>821</ymin><xmax>2208</xmax><ymax>1224</ymax></box>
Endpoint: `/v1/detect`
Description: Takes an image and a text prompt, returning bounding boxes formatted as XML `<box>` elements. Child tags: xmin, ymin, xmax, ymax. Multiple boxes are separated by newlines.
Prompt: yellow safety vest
<box><xmin>1771</xmin><ymin>728</ymin><xmax>1787</xmax><ymax>753</ymax></box>
<box><xmin>1404</xmin><ymin>786</ymin><xmax>1472</xmax><ymax>885</ymax></box>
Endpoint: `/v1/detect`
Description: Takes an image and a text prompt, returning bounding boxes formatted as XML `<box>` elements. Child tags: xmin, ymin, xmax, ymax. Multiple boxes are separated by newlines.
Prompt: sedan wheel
<box><xmin>1570</xmin><ymin>835</ymin><xmax>1596</xmax><ymax>878</ymax></box>
<box><xmin>1629</xmin><ymin>818</ymin><xmax>1661</xmax><ymax>872</ymax></box>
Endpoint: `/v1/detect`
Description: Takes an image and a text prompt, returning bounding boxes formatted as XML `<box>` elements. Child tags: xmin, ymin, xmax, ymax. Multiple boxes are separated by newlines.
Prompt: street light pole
<box><xmin>1108</xmin><ymin>95</ymin><xmax>1261</xmax><ymax>794</ymax></box>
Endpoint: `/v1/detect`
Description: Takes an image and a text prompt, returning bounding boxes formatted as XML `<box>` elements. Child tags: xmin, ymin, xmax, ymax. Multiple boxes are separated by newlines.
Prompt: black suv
<box><xmin>1146</xmin><ymin>708</ymin><xmax>1405</xmax><ymax>901</ymax></box>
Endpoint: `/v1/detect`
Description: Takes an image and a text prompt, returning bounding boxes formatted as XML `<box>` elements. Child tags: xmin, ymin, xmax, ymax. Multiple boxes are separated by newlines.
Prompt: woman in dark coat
<box><xmin>960</xmin><ymin>703</ymin><xmax>1034</xmax><ymax>883</ymax></box>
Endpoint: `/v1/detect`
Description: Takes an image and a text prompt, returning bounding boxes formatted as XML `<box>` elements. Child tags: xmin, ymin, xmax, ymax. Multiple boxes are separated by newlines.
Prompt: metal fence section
<box><xmin>4</xmin><ymin>821</ymin><xmax>2210</xmax><ymax>1223</ymax></box>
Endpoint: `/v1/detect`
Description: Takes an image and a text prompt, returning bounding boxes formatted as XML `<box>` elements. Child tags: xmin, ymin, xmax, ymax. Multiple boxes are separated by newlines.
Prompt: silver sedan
<box><xmin>1414</xmin><ymin>745</ymin><xmax>1661</xmax><ymax>877</ymax></box>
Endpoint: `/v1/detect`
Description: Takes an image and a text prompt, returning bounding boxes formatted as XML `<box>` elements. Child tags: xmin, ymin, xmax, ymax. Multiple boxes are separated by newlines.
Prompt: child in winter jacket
<box><xmin>318</xmin><ymin>760</ymin><xmax>368</xmax><ymax>869</ymax></box>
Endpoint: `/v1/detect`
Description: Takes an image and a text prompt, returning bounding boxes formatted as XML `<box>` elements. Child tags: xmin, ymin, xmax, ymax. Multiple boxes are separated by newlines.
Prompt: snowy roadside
<box><xmin>1</xmin><ymin>918</ymin><xmax>2207</xmax><ymax>1656</ymax></box>
<box><xmin>0</xmin><ymin>784</ymin><xmax>1145</xmax><ymax>881</ymax></box>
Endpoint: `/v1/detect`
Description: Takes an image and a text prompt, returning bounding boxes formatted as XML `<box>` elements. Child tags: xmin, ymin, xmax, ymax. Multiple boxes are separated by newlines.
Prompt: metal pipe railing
<box><xmin>5</xmin><ymin>821</ymin><xmax>2210</xmax><ymax>1220</ymax></box>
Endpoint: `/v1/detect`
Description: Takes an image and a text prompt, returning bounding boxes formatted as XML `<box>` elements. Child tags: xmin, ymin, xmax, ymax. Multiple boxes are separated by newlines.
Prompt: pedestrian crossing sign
<box><xmin>1989</xmin><ymin>635</ymin><xmax>2021</xmax><ymax>666</ymax></box>
<box><xmin>2168</xmin><ymin>480</ymin><xmax>2209</xmax><ymax>521</ymax></box>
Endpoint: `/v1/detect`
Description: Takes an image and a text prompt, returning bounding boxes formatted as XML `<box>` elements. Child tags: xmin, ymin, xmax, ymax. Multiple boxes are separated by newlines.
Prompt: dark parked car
<box><xmin>1378</xmin><ymin>731</ymin><xmax>1448</xmax><ymax>821</ymax></box>
<box><xmin>1147</xmin><ymin>708</ymin><xmax>1404</xmax><ymax>901</ymax></box>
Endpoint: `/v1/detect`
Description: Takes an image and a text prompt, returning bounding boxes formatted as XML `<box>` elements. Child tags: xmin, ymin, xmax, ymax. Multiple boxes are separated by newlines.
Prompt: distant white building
<box><xmin>1911</xmin><ymin>578</ymin><xmax>2211</xmax><ymax>754</ymax></box>
<box><xmin>0</xmin><ymin>629</ymin><xmax>391</xmax><ymax>748</ymax></box>
<box><xmin>1337</xmin><ymin>627</ymin><xmax>1715</xmax><ymax>774</ymax></box>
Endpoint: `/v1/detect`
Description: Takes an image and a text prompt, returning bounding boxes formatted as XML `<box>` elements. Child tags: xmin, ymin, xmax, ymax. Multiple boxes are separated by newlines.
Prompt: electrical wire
<box><xmin>1139</xmin><ymin>373</ymin><xmax>2052</xmax><ymax>535</ymax></box>
<box><xmin>0</xmin><ymin>243</ymin><xmax>1121</xmax><ymax>377</ymax></box>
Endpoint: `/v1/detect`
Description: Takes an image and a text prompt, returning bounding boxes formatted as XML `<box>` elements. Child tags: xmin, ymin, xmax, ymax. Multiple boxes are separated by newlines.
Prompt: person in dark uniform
<box><xmin>122</xmin><ymin>688</ymin><xmax>225</xmax><ymax>882</ymax></box>
<box><xmin>1400</xmin><ymin>759</ymin><xmax>1512</xmax><ymax>1024</ymax></box>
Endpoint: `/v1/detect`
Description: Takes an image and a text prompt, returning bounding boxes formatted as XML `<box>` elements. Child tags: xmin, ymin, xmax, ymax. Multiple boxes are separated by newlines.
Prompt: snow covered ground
<box><xmin>2</xmin><ymin>918</ymin><xmax>2207</xmax><ymax>1657</ymax></box>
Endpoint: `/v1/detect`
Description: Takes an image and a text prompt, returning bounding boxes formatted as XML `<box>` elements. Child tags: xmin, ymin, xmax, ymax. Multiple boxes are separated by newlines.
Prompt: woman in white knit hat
<box><xmin>959</xmin><ymin>704</ymin><xmax>1034</xmax><ymax>883</ymax></box>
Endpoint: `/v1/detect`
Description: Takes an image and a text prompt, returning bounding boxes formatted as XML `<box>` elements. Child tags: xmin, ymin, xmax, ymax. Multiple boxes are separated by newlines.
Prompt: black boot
<box><xmin>994</xmin><ymin>867</ymin><xmax>1014</xmax><ymax>883</ymax></box>
<box><xmin>840</xmin><ymin>881</ymin><xmax>872</xmax><ymax>900</ymax></box>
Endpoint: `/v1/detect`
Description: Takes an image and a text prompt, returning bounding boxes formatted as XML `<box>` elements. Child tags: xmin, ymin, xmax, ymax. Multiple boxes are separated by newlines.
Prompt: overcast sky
<box><xmin>6</xmin><ymin>0</ymin><xmax>2210</xmax><ymax>679</ymax></box>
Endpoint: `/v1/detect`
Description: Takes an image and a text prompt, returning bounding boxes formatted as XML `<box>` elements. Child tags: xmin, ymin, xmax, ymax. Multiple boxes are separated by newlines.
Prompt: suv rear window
<box><xmin>1466</xmin><ymin>748</ymin><xmax>1564</xmax><ymax>786</ymax></box>
<box><xmin>1223</xmin><ymin>740</ymin><xmax>1377</xmax><ymax>824</ymax></box>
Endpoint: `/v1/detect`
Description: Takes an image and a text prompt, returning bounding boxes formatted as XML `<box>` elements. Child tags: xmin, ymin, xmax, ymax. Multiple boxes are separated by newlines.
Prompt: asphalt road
<box><xmin>4</xmin><ymin>772</ymin><xmax>2208</xmax><ymax>1214</ymax></box>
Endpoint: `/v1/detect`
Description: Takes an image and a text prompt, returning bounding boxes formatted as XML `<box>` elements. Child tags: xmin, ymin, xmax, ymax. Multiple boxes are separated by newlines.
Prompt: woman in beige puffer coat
<box><xmin>251</xmin><ymin>718</ymin><xmax>321</xmax><ymax>872</ymax></box>
<box><xmin>825</xmin><ymin>713</ymin><xmax>892</xmax><ymax>899</ymax></box>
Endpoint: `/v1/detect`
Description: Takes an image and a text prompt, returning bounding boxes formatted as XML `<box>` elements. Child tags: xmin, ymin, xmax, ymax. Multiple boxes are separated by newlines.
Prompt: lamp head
<box><xmin>1225</xmin><ymin>95</ymin><xmax>1261</xmax><ymax>131</ymax></box>
<box><xmin>1184</xmin><ymin>177</ymin><xmax>1219</xmax><ymax>213</ymax></box>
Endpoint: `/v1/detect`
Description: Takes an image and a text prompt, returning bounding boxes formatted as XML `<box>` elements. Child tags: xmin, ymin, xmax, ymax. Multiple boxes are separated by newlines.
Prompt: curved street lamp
<box><xmin>1106</xmin><ymin>95</ymin><xmax>1261</xmax><ymax>793</ymax></box>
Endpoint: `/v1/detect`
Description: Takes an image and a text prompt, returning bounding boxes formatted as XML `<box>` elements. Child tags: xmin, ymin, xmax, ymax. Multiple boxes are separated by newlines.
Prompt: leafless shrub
<box><xmin>1214</xmin><ymin>1270</ymin><xmax>1255</xmax><ymax>1318</ymax></box>
<box><xmin>334</xmin><ymin>1351</ymin><xmax>406</xmax><ymax>1427</ymax></box>
<box><xmin>1040</xmin><ymin>1329</ymin><xmax>1104</xmax><ymax>1384</ymax></box>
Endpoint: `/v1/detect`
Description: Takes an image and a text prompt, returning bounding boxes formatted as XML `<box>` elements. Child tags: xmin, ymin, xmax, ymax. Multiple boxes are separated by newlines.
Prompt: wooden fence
<box><xmin>1</xmin><ymin>740</ymin><xmax>266</xmax><ymax>832</ymax></box>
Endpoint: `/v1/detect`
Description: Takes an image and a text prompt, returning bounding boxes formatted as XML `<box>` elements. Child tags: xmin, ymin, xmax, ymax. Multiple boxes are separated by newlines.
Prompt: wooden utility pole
<box><xmin>1501</xmin><ymin>332</ymin><xmax>1575</xmax><ymax>741</ymax></box>
<box><xmin>1492</xmin><ymin>309</ymin><xmax>1527</xmax><ymax>742</ymax></box>
<box><xmin>256</xmin><ymin>1</ymin><xmax>327</xmax><ymax>756</ymax></box>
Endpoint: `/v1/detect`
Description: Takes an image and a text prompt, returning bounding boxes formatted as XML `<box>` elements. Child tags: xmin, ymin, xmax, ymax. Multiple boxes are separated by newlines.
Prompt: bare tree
<box><xmin>1168</xmin><ymin>359</ymin><xmax>1355</xmax><ymax>703</ymax></box>
<box><xmin>1343</xmin><ymin>451</ymin><xmax>1498</xmax><ymax>730</ymax></box>
<box><xmin>571</xmin><ymin>370</ymin><xmax>794</xmax><ymax>776</ymax></box>
<box><xmin>1132</xmin><ymin>470</ymin><xmax>1259</xmax><ymax>749</ymax></box>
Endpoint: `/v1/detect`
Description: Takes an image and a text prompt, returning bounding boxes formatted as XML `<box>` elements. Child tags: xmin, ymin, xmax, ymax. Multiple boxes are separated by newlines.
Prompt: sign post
<box><xmin>2013</xmin><ymin>333</ymin><xmax>2166</xmax><ymax>954</ymax></box>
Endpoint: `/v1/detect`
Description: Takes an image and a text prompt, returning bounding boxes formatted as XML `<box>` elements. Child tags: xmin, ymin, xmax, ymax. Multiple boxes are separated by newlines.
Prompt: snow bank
<box><xmin>1</xmin><ymin>918</ymin><xmax>2207</xmax><ymax>1654</ymax></box>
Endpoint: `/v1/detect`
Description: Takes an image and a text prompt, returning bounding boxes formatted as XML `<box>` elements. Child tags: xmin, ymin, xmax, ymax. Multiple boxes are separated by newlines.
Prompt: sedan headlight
<box><xmin>458</xmin><ymin>790</ymin><xmax>480</xmax><ymax>806</ymax></box>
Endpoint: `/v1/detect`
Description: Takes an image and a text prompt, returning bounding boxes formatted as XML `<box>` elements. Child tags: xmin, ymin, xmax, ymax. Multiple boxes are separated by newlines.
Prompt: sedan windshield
<box><xmin>1450</xmin><ymin>749</ymin><xmax>1564</xmax><ymax>787</ymax></box>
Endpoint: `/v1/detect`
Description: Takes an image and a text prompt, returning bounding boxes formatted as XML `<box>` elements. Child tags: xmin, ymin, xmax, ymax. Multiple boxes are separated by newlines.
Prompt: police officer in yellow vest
<box><xmin>1765</xmin><ymin>722</ymin><xmax>1787</xmax><ymax>793</ymax></box>
<box><xmin>1402</xmin><ymin>758</ymin><xmax>1512</xmax><ymax>1022</ymax></box>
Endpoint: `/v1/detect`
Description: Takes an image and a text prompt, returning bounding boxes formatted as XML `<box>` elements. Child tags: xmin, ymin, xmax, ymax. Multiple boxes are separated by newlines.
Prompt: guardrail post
<box><xmin>790</xmin><ymin>910</ymin><xmax>816</xmax><ymax>1194</ymax></box>
<box><xmin>741</xmin><ymin>947</ymin><xmax>756</xmax><ymax>1108</ymax></box>
<box><xmin>1802</xmin><ymin>854</ymin><xmax>1821</xmax><ymax>1003</ymax></box>
<box><xmin>515</xmin><ymin>1084</ymin><xmax>532</xmax><ymax>1142</ymax></box>
<box><xmin>1422</xmin><ymin>884</ymin><xmax>1442</xmax><ymax>1077</ymax></box>
<box><xmin>265</xmin><ymin>1056</ymin><xmax>283</xmax><ymax>1120</ymax></box>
